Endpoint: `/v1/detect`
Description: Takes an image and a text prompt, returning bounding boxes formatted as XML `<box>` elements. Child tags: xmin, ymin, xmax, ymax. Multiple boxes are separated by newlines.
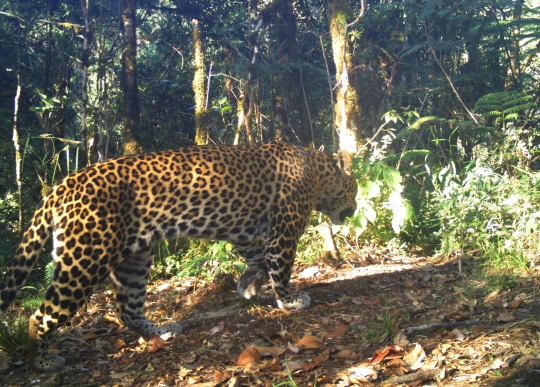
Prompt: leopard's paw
<box><xmin>33</xmin><ymin>352</ymin><xmax>66</xmax><ymax>372</ymax></box>
<box><xmin>157</xmin><ymin>323</ymin><xmax>184</xmax><ymax>340</ymax></box>
<box><xmin>276</xmin><ymin>293</ymin><xmax>311</xmax><ymax>311</ymax></box>
<box><xmin>237</xmin><ymin>266</ymin><xmax>270</xmax><ymax>299</ymax></box>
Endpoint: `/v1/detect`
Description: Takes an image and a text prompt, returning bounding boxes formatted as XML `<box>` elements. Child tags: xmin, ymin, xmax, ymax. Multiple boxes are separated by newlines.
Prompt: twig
<box><xmin>383</xmin><ymin>368</ymin><xmax>444</xmax><ymax>385</ymax></box>
<box><xmin>257</xmin><ymin>331</ymin><xmax>279</xmax><ymax>347</ymax></box>
<box><xmin>205</xmin><ymin>61</ymin><xmax>213</xmax><ymax>110</ymax></box>
<box><xmin>300</xmin><ymin>73</ymin><xmax>315</xmax><ymax>147</ymax></box>
<box><xmin>424</xmin><ymin>23</ymin><xmax>478</xmax><ymax>124</ymax></box>
<box><xmin>403</xmin><ymin>320</ymin><xmax>488</xmax><ymax>334</ymax></box>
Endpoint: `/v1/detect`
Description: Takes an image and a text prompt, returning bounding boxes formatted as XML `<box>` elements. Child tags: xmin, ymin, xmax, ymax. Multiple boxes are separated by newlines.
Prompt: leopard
<box><xmin>0</xmin><ymin>140</ymin><xmax>357</xmax><ymax>371</ymax></box>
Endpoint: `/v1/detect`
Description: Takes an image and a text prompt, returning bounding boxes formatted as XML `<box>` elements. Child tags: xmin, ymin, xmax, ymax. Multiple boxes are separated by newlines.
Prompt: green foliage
<box><xmin>429</xmin><ymin>159</ymin><xmax>540</xmax><ymax>285</ymax></box>
<box><xmin>0</xmin><ymin>315</ymin><xmax>28</xmax><ymax>356</ymax></box>
<box><xmin>474</xmin><ymin>91</ymin><xmax>536</xmax><ymax>129</ymax></box>
<box><xmin>156</xmin><ymin>240</ymin><xmax>245</xmax><ymax>282</ymax></box>
<box><xmin>339</xmin><ymin>157</ymin><xmax>414</xmax><ymax>244</ymax></box>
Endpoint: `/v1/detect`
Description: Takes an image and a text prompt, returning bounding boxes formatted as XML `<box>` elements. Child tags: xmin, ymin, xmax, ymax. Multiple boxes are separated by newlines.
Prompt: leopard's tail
<box><xmin>0</xmin><ymin>198</ymin><xmax>52</xmax><ymax>317</ymax></box>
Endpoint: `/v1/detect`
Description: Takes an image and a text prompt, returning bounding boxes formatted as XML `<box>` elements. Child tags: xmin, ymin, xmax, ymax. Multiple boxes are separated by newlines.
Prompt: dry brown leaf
<box><xmin>301</xmin><ymin>348</ymin><xmax>330</xmax><ymax>372</ymax></box>
<box><xmin>359</xmin><ymin>297</ymin><xmax>381</xmax><ymax>307</ymax></box>
<box><xmin>260</xmin><ymin>361</ymin><xmax>282</xmax><ymax>372</ymax></box>
<box><xmin>497</xmin><ymin>313</ymin><xmax>516</xmax><ymax>323</ymax></box>
<box><xmin>189</xmin><ymin>382</ymin><xmax>217</xmax><ymax>387</ymax></box>
<box><xmin>461</xmin><ymin>299</ymin><xmax>477</xmax><ymax>308</ymax></box>
<box><xmin>70</xmin><ymin>316</ymin><xmax>82</xmax><ymax>328</ymax></box>
<box><xmin>237</xmin><ymin>347</ymin><xmax>261</xmax><ymax>366</ymax></box>
<box><xmin>349</xmin><ymin>364</ymin><xmax>378</xmax><ymax>383</ymax></box>
<box><xmin>156</xmin><ymin>282</ymin><xmax>171</xmax><ymax>293</ymax></box>
<box><xmin>295</xmin><ymin>279</ymin><xmax>309</xmax><ymax>291</ymax></box>
<box><xmin>493</xmin><ymin>299</ymin><xmax>506</xmax><ymax>308</ymax></box>
<box><xmin>110</xmin><ymin>371</ymin><xmax>132</xmax><ymax>379</ymax></box>
<box><xmin>252</xmin><ymin>346</ymin><xmax>286</xmax><ymax>357</ymax></box>
<box><xmin>213</xmin><ymin>370</ymin><xmax>232</xmax><ymax>383</ymax></box>
<box><xmin>387</xmin><ymin>358</ymin><xmax>407</xmax><ymax>367</ymax></box>
<box><xmin>120</xmin><ymin>356</ymin><xmax>136</xmax><ymax>364</ymax></box>
<box><xmin>332</xmin><ymin>349</ymin><xmax>357</xmax><ymax>359</ymax></box>
<box><xmin>403</xmin><ymin>343</ymin><xmax>425</xmax><ymax>370</ymax></box>
<box><xmin>280</xmin><ymin>360</ymin><xmax>303</xmax><ymax>373</ymax></box>
<box><xmin>447</xmin><ymin>328</ymin><xmax>466</xmax><ymax>341</ymax></box>
<box><xmin>394</xmin><ymin>332</ymin><xmax>410</xmax><ymax>347</ymax></box>
<box><xmin>179</xmin><ymin>354</ymin><xmax>197</xmax><ymax>363</ymax></box>
<box><xmin>148</xmin><ymin>335</ymin><xmax>165</xmax><ymax>353</ymax></box>
<box><xmin>419</xmin><ymin>264</ymin><xmax>434</xmax><ymax>272</ymax></box>
<box><xmin>508</xmin><ymin>298</ymin><xmax>522</xmax><ymax>309</ymax></box>
<box><xmin>104</xmin><ymin>314</ymin><xmax>124</xmax><ymax>327</ymax></box>
<box><xmin>422</xmin><ymin>359</ymin><xmax>438</xmax><ymax>370</ymax></box>
<box><xmin>472</xmin><ymin>325</ymin><xmax>489</xmax><ymax>333</ymax></box>
<box><xmin>324</xmin><ymin>323</ymin><xmax>348</xmax><ymax>338</ymax></box>
<box><xmin>369</xmin><ymin>345</ymin><xmax>404</xmax><ymax>364</ymax></box>
<box><xmin>296</xmin><ymin>335</ymin><xmax>323</xmax><ymax>349</ymax></box>
<box><xmin>287</xmin><ymin>343</ymin><xmax>300</xmax><ymax>353</ymax></box>
<box><xmin>113</xmin><ymin>338</ymin><xmax>126</xmax><ymax>351</ymax></box>
<box><xmin>438</xmin><ymin>275</ymin><xmax>456</xmax><ymax>283</ymax></box>
<box><xmin>82</xmin><ymin>332</ymin><xmax>99</xmax><ymax>340</ymax></box>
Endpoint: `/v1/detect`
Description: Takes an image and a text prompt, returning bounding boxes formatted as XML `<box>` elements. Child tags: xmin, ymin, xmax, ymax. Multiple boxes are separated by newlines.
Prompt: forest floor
<box><xmin>1</xmin><ymin>248</ymin><xmax>540</xmax><ymax>387</ymax></box>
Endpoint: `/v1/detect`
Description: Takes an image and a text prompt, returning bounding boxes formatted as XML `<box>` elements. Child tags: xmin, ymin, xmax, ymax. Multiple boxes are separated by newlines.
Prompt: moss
<box><xmin>192</xmin><ymin>19</ymin><xmax>208</xmax><ymax>145</ymax></box>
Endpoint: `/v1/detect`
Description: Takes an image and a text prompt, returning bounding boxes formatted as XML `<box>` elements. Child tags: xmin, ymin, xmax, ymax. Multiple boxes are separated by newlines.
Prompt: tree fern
<box><xmin>474</xmin><ymin>91</ymin><xmax>536</xmax><ymax>129</ymax></box>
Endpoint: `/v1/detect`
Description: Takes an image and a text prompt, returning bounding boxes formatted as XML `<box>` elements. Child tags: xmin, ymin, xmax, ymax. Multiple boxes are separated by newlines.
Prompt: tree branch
<box><xmin>424</xmin><ymin>24</ymin><xmax>479</xmax><ymax>124</ymax></box>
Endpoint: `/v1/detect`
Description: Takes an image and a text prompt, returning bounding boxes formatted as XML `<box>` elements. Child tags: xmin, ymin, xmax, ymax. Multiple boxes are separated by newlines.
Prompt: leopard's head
<box><xmin>316</xmin><ymin>150</ymin><xmax>358</xmax><ymax>225</ymax></box>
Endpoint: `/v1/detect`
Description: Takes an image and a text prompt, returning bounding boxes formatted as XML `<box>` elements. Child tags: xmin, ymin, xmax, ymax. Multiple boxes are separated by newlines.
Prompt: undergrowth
<box><xmin>0</xmin><ymin>315</ymin><xmax>28</xmax><ymax>356</ymax></box>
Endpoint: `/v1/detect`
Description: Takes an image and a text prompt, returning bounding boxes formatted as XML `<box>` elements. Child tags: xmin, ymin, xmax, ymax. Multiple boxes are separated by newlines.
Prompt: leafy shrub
<box><xmin>155</xmin><ymin>240</ymin><xmax>245</xmax><ymax>282</ymax></box>
<box><xmin>430</xmin><ymin>159</ymin><xmax>540</xmax><ymax>276</ymax></box>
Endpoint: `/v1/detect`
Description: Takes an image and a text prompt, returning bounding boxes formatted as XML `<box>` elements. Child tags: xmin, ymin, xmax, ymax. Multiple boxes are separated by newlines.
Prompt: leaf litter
<box><xmin>1</xmin><ymin>251</ymin><xmax>540</xmax><ymax>386</ymax></box>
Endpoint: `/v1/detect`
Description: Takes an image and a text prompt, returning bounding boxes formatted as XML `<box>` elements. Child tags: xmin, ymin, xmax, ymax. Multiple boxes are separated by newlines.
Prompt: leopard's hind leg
<box><xmin>235</xmin><ymin>238</ymin><xmax>270</xmax><ymax>299</ymax></box>
<box><xmin>110</xmin><ymin>247</ymin><xmax>183</xmax><ymax>339</ymax></box>
<box><xmin>29</xmin><ymin>255</ymin><xmax>109</xmax><ymax>371</ymax></box>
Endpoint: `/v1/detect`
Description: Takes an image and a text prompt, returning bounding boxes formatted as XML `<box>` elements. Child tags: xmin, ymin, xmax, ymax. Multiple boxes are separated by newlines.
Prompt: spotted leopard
<box><xmin>0</xmin><ymin>141</ymin><xmax>357</xmax><ymax>371</ymax></box>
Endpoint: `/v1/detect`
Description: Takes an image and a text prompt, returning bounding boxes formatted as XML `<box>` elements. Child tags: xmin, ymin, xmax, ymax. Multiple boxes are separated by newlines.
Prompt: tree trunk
<box><xmin>506</xmin><ymin>0</ymin><xmax>524</xmax><ymax>89</ymax></box>
<box><xmin>326</xmin><ymin>0</ymin><xmax>362</xmax><ymax>154</ymax></box>
<box><xmin>260</xmin><ymin>0</ymin><xmax>313</xmax><ymax>147</ymax></box>
<box><xmin>121</xmin><ymin>0</ymin><xmax>144</xmax><ymax>155</ymax></box>
<box><xmin>79</xmin><ymin>0</ymin><xmax>91</xmax><ymax>167</ymax></box>
<box><xmin>12</xmin><ymin>20</ymin><xmax>23</xmax><ymax>233</ymax></box>
<box><xmin>192</xmin><ymin>19</ymin><xmax>209</xmax><ymax>145</ymax></box>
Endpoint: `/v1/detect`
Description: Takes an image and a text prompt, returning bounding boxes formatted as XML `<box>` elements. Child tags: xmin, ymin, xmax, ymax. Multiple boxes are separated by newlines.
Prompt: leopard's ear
<box><xmin>335</xmin><ymin>150</ymin><xmax>353</xmax><ymax>176</ymax></box>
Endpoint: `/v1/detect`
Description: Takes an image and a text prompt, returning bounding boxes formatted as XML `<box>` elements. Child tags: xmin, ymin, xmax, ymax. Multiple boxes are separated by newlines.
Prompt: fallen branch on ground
<box><xmin>403</xmin><ymin>321</ymin><xmax>489</xmax><ymax>334</ymax></box>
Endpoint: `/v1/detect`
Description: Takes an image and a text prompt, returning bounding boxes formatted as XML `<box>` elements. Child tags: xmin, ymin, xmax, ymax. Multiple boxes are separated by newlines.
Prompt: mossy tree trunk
<box><xmin>192</xmin><ymin>19</ymin><xmax>210</xmax><ymax>145</ymax></box>
<box><xmin>121</xmin><ymin>0</ymin><xmax>144</xmax><ymax>155</ymax></box>
<box><xmin>12</xmin><ymin>20</ymin><xmax>23</xmax><ymax>232</ymax></box>
<box><xmin>327</xmin><ymin>0</ymin><xmax>362</xmax><ymax>154</ymax></box>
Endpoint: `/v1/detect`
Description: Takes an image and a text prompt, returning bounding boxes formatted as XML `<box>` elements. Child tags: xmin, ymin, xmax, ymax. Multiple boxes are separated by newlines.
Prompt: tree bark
<box><xmin>12</xmin><ymin>20</ymin><xmax>23</xmax><ymax>233</ymax></box>
<box><xmin>192</xmin><ymin>19</ymin><xmax>209</xmax><ymax>145</ymax></box>
<box><xmin>506</xmin><ymin>0</ymin><xmax>524</xmax><ymax>89</ymax></box>
<box><xmin>79</xmin><ymin>0</ymin><xmax>91</xmax><ymax>167</ymax></box>
<box><xmin>121</xmin><ymin>0</ymin><xmax>144</xmax><ymax>155</ymax></box>
<box><xmin>326</xmin><ymin>0</ymin><xmax>362</xmax><ymax>154</ymax></box>
<box><xmin>259</xmin><ymin>0</ymin><xmax>313</xmax><ymax>147</ymax></box>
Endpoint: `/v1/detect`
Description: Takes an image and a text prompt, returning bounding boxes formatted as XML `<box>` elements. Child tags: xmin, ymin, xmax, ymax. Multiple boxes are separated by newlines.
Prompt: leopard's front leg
<box><xmin>264</xmin><ymin>222</ymin><xmax>311</xmax><ymax>311</ymax></box>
